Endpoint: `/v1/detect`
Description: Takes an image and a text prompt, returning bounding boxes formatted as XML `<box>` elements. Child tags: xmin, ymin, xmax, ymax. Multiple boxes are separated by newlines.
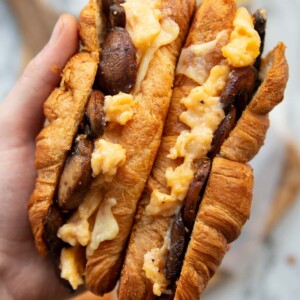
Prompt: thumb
<box><xmin>0</xmin><ymin>14</ymin><xmax>78</xmax><ymax>145</ymax></box>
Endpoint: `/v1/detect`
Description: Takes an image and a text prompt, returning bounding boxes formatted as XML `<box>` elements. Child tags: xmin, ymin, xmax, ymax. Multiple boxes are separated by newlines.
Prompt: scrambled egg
<box><xmin>143</xmin><ymin>231</ymin><xmax>171</xmax><ymax>296</ymax></box>
<box><xmin>147</xmin><ymin>65</ymin><xmax>229</xmax><ymax>215</ymax></box>
<box><xmin>104</xmin><ymin>93</ymin><xmax>135</xmax><ymax>125</ymax></box>
<box><xmin>86</xmin><ymin>198</ymin><xmax>119</xmax><ymax>257</ymax></box>
<box><xmin>122</xmin><ymin>0</ymin><xmax>179</xmax><ymax>93</ymax></box>
<box><xmin>91</xmin><ymin>139</ymin><xmax>126</xmax><ymax>177</ymax></box>
<box><xmin>60</xmin><ymin>246</ymin><xmax>84</xmax><ymax>290</ymax></box>
<box><xmin>222</xmin><ymin>7</ymin><xmax>260</xmax><ymax>67</ymax></box>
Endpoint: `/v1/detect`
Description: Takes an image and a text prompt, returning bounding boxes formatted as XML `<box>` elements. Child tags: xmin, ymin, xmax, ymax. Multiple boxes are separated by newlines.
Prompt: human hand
<box><xmin>0</xmin><ymin>14</ymin><xmax>80</xmax><ymax>300</ymax></box>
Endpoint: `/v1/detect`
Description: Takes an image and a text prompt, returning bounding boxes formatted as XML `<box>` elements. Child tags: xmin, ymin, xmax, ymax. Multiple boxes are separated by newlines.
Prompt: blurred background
<box><xmin>0</xmin><ymin>0</ymin><xmax>299</xmax><ymax>299</ymax></box>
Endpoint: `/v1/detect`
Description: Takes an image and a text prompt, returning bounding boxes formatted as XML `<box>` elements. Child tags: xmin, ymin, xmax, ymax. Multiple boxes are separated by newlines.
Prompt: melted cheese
<box><xmin>145</xmin><ymin>189</ymin><xmax>180</xmax><ymax>217</ymax></box>
<box><xmin>58</xmin><ymin>184</ymin><xmax>104</xmax><ymax>247</ymax></box>
<box><xmin>165</xmin><ymin>65</ymin><xmax>229</xmax><ymax>203</ymax></box>
<box><xmin>143</xmin><ymin>230</ymin><xmax>171</xmax><ymax>296</ymax></box>
<box><xmin>165</xmin><ymin>160</ymin><xmax>195</xmax><ymax>201</ymax></box>
<box><xmin>148</xmin><ymin>8</ymin><xmax>260</xmax><ymax>215</ymax></box>
<box><xmin>134</xmin><ymin>18</ymin><xmax>179</xmax><ymax>93</ymax></box>
<box><xmin>104</xmin><ymin>93</ymin><xmax>135</xmax><ymax>125</ymax></box>
<box><xmin>146</xmin><ymin>65</ymin><xmax>229</xmax><ymax>217</ymax></box>
<box><xmin>222</xmin><ymin>7</ymin><xmax>261</xmax><ymax>67</ymax></box>
<box><xmin>169</xmin><ymin>65</ymin><xmax>229</xmax><ymax>161</ymax></box>
<box><xmin>60</xmin><ymin>247</ymin><xmax>84</xmax><ymax>290</ymax></box>
<box><xmin>91</xmin><ymin>139</ymin><xmax>126</xmax><ymax>177</ymax></box>
<box><xmin>122</xmin><ymin>0</ymin><xmax>179</xmax><ymax>94</ymax></box>
<box><xmin>122</xmin><ymin>0</ymin><xmax>162</xmax><ymax>51</ymax></box>
<box><xmin>86</xmin><ymin>198</ymin><xmax>119</xmax><ymax>257</ymax></box>
<box><xmin>58</xmin><ymin>215</ymin><xmax>90</xmax><ymax>247</ymax></box>
<box><xmin>176</xmin><ymin>30</ymin><xmax>230</xmax><ymax>85</ymax></box>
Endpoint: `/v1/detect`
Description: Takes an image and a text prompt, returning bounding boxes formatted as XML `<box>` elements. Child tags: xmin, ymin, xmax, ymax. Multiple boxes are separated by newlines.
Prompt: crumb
<box><xmin>51</xmin><ymin>65</ymin><xmax>61</xmax><ymax>74</ymax></box>
<box><xmin>286</xmin><ymin>255</ymin><xmax>297</xmax><ymax>266</ymax></box>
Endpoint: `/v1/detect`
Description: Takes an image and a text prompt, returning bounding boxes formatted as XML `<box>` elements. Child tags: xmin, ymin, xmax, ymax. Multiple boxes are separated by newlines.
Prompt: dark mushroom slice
<box><xmin>43</xmin><ymin>204</ymin><xmax>66</xmax><ymax>255</ymax></box>
<box><xmin>109</xmin><ymin>4</ymin><xmax>126</xmax><ymax>28</ymax></box>
<box><xmin>254</xmin><ymin>9</ymin><xmax>267</xmax><ymax>71</ymax></box>
<box><xmin>220</xmin><ymin>66</ymin><xmax>257</xmax><ymax>113</ymax></box>
<box><xmin>97</xmin><ymin>27</ymin><xmax>137</xmax><ymax>95</ymax></box>
<box><xmin>57</xmin><ymin>135</ymin><xmax>93</xmax><ymax>211</ymax></box>
<box><xmin>43</xmin><ymin>205</ymin><xmax>74</xmax><ymax>290</ymax></box>
<box><xmin>165</xmin><ymin>159</ymin><xmax>211</xmax><ymax>282</ymax></box>
<box><xmin>182</xmin><ymin>159</ymin><xmax>211</xmax><ymax>231</ymax></box>
<box><xmin>164</xmin><ymin>212</ymin><xmax>187</xmax><ymax>282</ymax></box>
<box><xmin>234</xmin><ymin>93</ymin><xmax>251</xmax><ymax>120</ymax></box>
<box><xmin>85</xmin><ymin>90</ymin><xmax>106</xmax><ymax>139</ymax></box>
<box><xmin>208</xmin><ymin>106</ymin><xmax>237</xmax><ymax>159</ymax></box>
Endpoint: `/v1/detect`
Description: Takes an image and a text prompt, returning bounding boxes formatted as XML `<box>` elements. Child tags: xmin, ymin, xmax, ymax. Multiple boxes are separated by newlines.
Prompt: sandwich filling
<box><xmin>42</xmin><ymin>0</ymin><xmax>180</xmax><ymax>289</ymax></box>
<box><xmin>122</xmin><ymin>0</ymin><xmax>180</xmax><ymax>94</ymax></box>
<box><xmin>143</xmin><ymin>7</ymin><xmax>262</xmax><ymax>296</ymax></box>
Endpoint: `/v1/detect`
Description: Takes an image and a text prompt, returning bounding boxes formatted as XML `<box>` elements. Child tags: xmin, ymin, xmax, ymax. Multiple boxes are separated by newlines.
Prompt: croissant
<box><xmin>118</xmin><ymin>1</ymin><xmax>289</xmax><ymax>299</ymax></box>
<box><xmin>28</xmin><ymin>0</ymin><xmax>195</xmax><ymax>295</ymax></box>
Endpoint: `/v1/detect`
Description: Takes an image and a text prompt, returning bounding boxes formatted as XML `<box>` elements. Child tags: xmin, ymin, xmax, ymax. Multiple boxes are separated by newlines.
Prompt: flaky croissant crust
<box><xmin>28</xmin><ymin>0</ymin><xmax>100</xmax><ymax>255</ymax></box>
<box><xmin>118</xmin><ymin>1</ymin><xmax>289</xmax><ymax>300</ymax></box>
<box><xmin>174</xmin><ymin>41</ymin><xmax>289</xmax><ymax>300</ymax></box>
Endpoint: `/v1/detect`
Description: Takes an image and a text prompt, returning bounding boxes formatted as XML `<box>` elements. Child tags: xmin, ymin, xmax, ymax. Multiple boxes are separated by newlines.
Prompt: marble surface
<box><xmin>0</xmin><ymin>0</ymin><xmax>299</xmax><ymax>299</ymax></box>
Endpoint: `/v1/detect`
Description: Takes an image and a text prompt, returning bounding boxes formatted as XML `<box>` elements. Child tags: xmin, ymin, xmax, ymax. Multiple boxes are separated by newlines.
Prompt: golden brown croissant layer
<box><xmin>28</xmin><ymin>51</ymin><xmax>99</xmax><ymax>255</ymax></box>
<box><xmin>220</xmin><ymin>43</ymin><xmax>289</xmax><ymax>163</ymax></box>
<box><xmin>175</xmin><ymin>157</ymin><xmax>253</xmax><ymax>300</ymax></box>
<box><xmin>174</xmin><ymin>43</ymin><xmax>289</xmax><ymax>300</ymax></box>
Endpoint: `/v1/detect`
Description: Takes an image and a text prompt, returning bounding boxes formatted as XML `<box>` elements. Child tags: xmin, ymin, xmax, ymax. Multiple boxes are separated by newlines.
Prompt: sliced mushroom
<box><xmin>208</xmin><ymin>106</ymin><xmax>237</xmax><ymax>159</ymax></box>
<box><xmin>109</xmin><ymin>4</ymin><xmax>126</xmax><ymax>28</ymax></box>
<box><xmin>97</xmin><ymin>27</ymin><xmax>137</xmax><ymax>95</ymax></box>
<box><xmin>220</xmin><ymin>67</ymin><xmax>257</xmax><ymax>113</ymax></box>
<box><xmin>254</xmin><ymin>9</ymin><xmax>267</xmax><ymax>71</ymax></box>
<box><xmin>57</xmin><ymin>135</ymin><xmax>93</xmax><ymax>211</ymax></box>
<box><xmin>43</xmin><ymin>204</ymin><xmax>66</xmax><ymax>255</ymax></box>
<box><xmin>165</xmin><ymin>160</ymin><xmax>211</xmax><ymax>285</ymax></box>
<box><xmin>182</xmin><ymin>159</ymin><xmax>211</xmax><ymax>231</ymax></box>
<box><xmin>85</xmin><ymin>90</ymin><xmax>106</xmax><ymax>139</ymax></box>
<box><xmin>43</xmin><ymin>205</ymin><xmax>73</xmax><ymax>290</ymax></box>
<box><xmin>165</xmin><ymin>212</ymin><xmax>187</xmax><ymax>281</ymax></box>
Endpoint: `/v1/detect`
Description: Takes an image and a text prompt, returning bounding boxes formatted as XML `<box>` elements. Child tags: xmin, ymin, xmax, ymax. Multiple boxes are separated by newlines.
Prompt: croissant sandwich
<box><xmin>118</xmin><ymin>0</ymin><xmax>289</xmax><ymax>299</ymax></box>
<box><xmin>28</xmin><ymin>0</ymin><xmax>196</xmax><ymax>294</ymax></box>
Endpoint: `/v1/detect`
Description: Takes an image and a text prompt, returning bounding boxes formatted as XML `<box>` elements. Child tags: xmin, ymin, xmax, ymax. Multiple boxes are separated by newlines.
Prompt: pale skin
<box><xmin>0</xmin><ymin>15</ymin><xmax>85</xmax><ymax>300</ymax></box>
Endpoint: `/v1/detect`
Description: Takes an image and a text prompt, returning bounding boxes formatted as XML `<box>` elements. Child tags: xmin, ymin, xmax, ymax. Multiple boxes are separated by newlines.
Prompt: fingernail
<box><xmin>50</xmin><ymin>16</ymin><xmax>64</xmax><ymax>45</ymax></box>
